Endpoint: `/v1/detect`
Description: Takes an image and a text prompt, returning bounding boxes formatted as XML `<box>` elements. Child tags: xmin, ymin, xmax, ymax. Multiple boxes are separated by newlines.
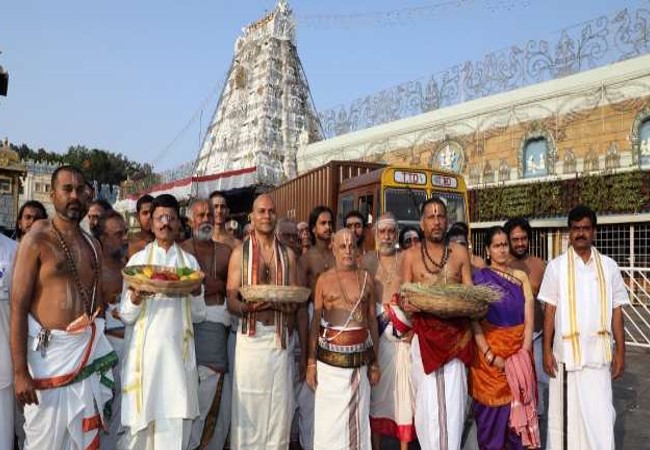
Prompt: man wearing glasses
<box><xmin>119</xmin><ymin>194</ymin><xmax>206</xmax><ymax>449</ymax></box>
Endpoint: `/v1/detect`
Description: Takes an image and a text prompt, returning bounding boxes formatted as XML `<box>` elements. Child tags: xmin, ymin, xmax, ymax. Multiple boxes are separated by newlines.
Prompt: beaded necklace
<box><xmin>421</xmin><ymin>241</ymin><xmax>449</xmax><ymax>274</ymax></box>
<box><xmin>51</xmin><ymin>221</ymin><xmax>99</xmax><ymax>314</ymax></box>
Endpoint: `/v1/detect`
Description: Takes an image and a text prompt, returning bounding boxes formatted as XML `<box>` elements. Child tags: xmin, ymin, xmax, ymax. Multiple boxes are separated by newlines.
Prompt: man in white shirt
<box><xmin>0</xmin><ymin>232</ymin><xmax>17</xmax><ymax>450</ymax></box>
<box><xmin>538</xmin><ymin>205</ymin><xmax>628</xmax><ymax>450</ymax></box>
<box><xmin>118</xmin><ymin>194</ymin><xmax>206</xmax><ymax>449</ymax></box>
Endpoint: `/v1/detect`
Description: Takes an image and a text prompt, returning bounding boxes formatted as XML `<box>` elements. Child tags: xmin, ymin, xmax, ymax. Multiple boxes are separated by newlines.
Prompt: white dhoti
<box><xmin>24</xmin><ymin>314</ymin><xmax>117</xmax><ymax>450</ymax></box>
<box><xmin>187</xmin><ymin>366</ymin><xmax>232</xmax><ymax>450</ymax></box>
<box><xmin>314</xmin><ymin>362</ymin><xmax>371</xmax><ymax>450</ymax></box>
<box><xmin>0</xmin><ymin>385</ymin><xmax>13</xmax><ymax>450</ymax></box>
<box><xmin>117</xmin><ymin>418</ymin><xmax>192</xmax><ymax>450</ymax></box>
<box><xmin>547</xmin><ymin>364</ymin><xmax>615</xmax><ymax>450</ymax></box>
<box><xmin>370</xmin><ymin>324</ymin><xmax>415</xmax><ymax>442</ymax></box>
<box><xmin>231</xmin><ymin>324</ymin><xmax>294</xmax><ymax>450</ymax></box>
<box><xmin>101</xmin><ymin>333</ymin><xmax>125</xmax><ymax>450</ymax></box>
<box><xmin>411</xmin><ymin>335</ymin><xmax>467</xmax><ymax>450</ymax></box>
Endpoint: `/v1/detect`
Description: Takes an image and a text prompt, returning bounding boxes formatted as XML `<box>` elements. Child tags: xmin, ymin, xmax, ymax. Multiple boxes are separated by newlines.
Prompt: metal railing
<box><xmin>622</xmin><ymin>267</ymin><xmax>650</xmax><ymax>348</ymax></box>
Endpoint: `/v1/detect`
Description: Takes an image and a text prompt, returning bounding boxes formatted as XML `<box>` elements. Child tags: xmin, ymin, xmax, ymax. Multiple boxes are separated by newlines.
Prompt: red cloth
<box><xmin>412</xmin><ymin>314</ymin><xmax>474</xmax><ymax>374</ymax></box>
<box><xmin>505</xmin><ymin>348</ymin><xmax>541</xmax><ymax>449</ymax></box>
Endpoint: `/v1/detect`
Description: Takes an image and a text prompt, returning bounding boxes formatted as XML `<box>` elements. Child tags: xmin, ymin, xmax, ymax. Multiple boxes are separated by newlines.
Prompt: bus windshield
<box><xmin>384</xmin><ymin>188</ymin><xmax>427</xmax><ymax>222</ymax></box>
<box><xmin>436</xmin><ymin>192</ymin><xmax>467</xmax><ymax>225</ymax></box>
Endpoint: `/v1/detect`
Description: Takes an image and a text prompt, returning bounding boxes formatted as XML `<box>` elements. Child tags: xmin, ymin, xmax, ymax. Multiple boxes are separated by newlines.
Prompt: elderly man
<box><xmin>307</xmin><ymin>228</ymin><xmax>380</xmax><ymax>450</ymax></box>
<box><xmin>365</xmin><ymin>213</ymin><xmax>415</xmax><ymax>450</ymax></box>
<box><xmin>118</xmin><ymin>194</ymin><xmax>206</xmax><ymax>449</ymax></box>
<box><xmin>276</xmin><ymin>217</ymin><xmax>302</xmax><ymax>256</ymax></box>
<box><xmin>127</xmin><ymin>194</ymin><xmax>154</xmax><ymax>259</ymax></box>
<box><xmin>0</xmin><ymin>232</ymin><xmax>17</xmax><ymax>450</ymax></box>
<box><xmin>539</xmin><ymin>205</ymin><xmax>628</xmax><ymax>450</ymax></box>
<box><xmin>15</xmin><ymin>200</ymin><xmax>47</xmax><ymax>241</ymax></box>
<box><xmin>226</xmin><ymin>194</ymin><xmax>303</xmax><ymax>449</ymax></box>
<box><xmin>87</xmin><ymin>199</ymin><xmax>113</xmax><ymax>239</ymax></box>
<box><xmin>401</xmin><ymin>197</ymin><xmax>473</xmax><ymax>450</ymax></box>
<box><xmin>297</xmin><ymin>221</ymin><xmax>311</xmax><ymax>255</ymax></box>
<box><xmin>11</xmin><ymin>165</ymin><xmax>117</xmax><ymax>449</ymax></box>
<box><xmin>210</xmin><ymin>191</ymin><xmax>240</xmax><ymax>249</ymax></box>
<box><xmin>181</xmin><ymin>198</ymin><xmax>233</xmax><ymax>450</ymax></box>
<box><xmin>96</xmin><ymin>210</ymin><xmax>129</xmax><ymax>449</ymax></box>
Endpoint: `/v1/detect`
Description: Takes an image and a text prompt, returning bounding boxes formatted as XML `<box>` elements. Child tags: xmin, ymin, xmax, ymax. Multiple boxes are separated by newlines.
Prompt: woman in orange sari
<box><xmin>470</xmin><ymin>226</ymin><xmax>539</xmax><ymax>449</ymax></box>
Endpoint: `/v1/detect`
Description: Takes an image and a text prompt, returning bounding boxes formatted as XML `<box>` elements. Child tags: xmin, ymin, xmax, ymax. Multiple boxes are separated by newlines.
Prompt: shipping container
<box><xmin>269</xmin><ymin>160</ymin><xmax>385</xmax><ymax>223</ymax></box>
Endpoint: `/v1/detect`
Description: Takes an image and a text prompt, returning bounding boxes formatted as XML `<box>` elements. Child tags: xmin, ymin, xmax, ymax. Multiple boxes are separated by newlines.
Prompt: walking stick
<box><xmin>562</xmin><ymin>364</ymin><xmax>568</xmax><ymax>450</ymax></box>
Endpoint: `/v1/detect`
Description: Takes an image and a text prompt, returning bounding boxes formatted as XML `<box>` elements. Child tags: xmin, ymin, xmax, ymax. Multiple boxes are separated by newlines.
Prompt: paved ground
<box><xmin>382</xmin><ymin>346</ymin><xmax>650</xmax><ymax>449</ymax></box>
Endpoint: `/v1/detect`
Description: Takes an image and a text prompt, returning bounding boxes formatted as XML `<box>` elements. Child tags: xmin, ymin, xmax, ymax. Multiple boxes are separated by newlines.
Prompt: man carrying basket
<box><xmin>401</xmin><ymin>197</ymin><xmax>474</xmax><ymax>450</ymax></box>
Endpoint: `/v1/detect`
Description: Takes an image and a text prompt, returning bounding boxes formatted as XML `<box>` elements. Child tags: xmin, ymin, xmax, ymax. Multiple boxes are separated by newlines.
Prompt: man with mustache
<box><xmin>292</xmin><ymin>206</ymin><xmax>335</xmax><ymax>450</ymax></box>
<box><xmin>365</xmin><ymin>213</ymin><xmax>415</xmax><ymax>450</ymax></box>
<box><xmin>87</xmin><ymin>199</ymin><xmax>113</xmax><ymax>239</ymax></box>
<box><xmin>118</xmin><ymin>194</ymin><xmax>206</xmax><ymax>449</ymax></box>
<box><xmin>15</xmin><ymin>200</ymin><xmax>48</xmax><ymax>241</ymax></box>
<box><xmin>210</xmin><ymin>191</ymin><xmax>241</xmax><ymax>249</ymax></box>
<box><xmin>181</xmin><ymin>198</ymin><xmax>233</xmax><ymax>450</ymax></box>
<box><xmin>539</xmin><ymin>205</ymin><xmax>628</xmax><ymax>450</ymax></box>
<box><xmin>97</xmin><ymin>210</ymin><xmax>129</xmax><ymax>449</ymax></box>
<box><xmin>11</xmin><ymin>165</ymin><xmax>117</xmax><ymax>449</ymax></box>
<box><xmin>127</xmin><ymin>194</ymin><xmax>154</xmax><ymax>259</ymax></box>
<box><xmin>226</xmin><ymin>194</ymin><xmax>303</xmax><ymax>449</ymax></box>
<box><xmin>297</xmin><ymin>221</ymin><xmax>311</xmax><ymax>255</ymax></box>
<box><xmin>504</xmin><ymin>217</ymin><xmax>548</xmax><ymax>416</ymax></box>
<box><xmin>345</xmin><ymin>210</ymin><xmax>367</xmax><ymax>256</ymax></box>
<box><xmin>401</xmin><ymin>197</ymin><xmax>473</xmax><ymax>450</ymax></box>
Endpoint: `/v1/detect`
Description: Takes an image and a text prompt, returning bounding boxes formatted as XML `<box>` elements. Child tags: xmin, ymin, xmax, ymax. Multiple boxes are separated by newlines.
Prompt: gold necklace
<box><xmin>335</xmin><ymin>268</ymin><xmax>365</xmax><ymax>322</ymax></box>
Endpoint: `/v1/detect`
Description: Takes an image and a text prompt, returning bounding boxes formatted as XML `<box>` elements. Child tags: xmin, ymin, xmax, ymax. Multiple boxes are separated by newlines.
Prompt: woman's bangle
<box><xmin>307</xmin><ymin>363</ymin><xmax>317</xmax><ymax>368</ymax></box>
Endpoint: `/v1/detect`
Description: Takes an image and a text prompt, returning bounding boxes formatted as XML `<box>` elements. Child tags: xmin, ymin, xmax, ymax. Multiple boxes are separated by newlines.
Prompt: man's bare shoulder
<box><xmin>528</xmin><ymin>255</ymin><xmax>546</xmax><ymax>270</ymax></box>
<box><xmin>448</xmin><ymin>241</ymin><xmax>470</xmax><ymax>261</ymax></box>
<box><xmin>229</xmin><ymin>243</ymin><xmax>243</xmax><ymax>261</ymax></box>
<box><xmin>19</xmin><ymin>220</ymin><xmax>52</xmax><ymax>250</ymax></box>
<box><xmin>179</xmin><ymin>238</ymin><xmax>193</xmax><ymax>253</ymax></box>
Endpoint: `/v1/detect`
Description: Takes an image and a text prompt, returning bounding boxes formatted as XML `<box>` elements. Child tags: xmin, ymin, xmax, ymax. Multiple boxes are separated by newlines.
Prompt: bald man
<box><xmin>226</xmin><ymin>194</ymin><xmax>306</xmax><ymax>449</ymax></box>
<box><xmin>307</xmin><ymin>229</ymin><xmax>380</xmax><ymax>450</ymax></box>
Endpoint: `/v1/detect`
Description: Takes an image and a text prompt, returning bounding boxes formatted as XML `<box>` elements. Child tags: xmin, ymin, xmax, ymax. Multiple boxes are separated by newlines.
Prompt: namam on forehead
<box><xmin>376</xmin><ymin>212</ymin><xmax>397</xmax><ymax>229</ymax></box>
<box><xmin>333</xmin><ymin>228</ymin><xmax>355</xmax><ymax>246</ymax></box>
<box><xmin>252</xmin><ymin>193</ymin><xmax>274</xmax><ymax>210</ymax></box>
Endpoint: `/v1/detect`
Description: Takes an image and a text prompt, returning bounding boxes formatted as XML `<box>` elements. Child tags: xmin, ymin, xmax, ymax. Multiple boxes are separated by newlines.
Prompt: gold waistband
<box><xmin>317</xmin><ymin>346</ymin><xmax>374</xmax><ymax>369</ymax></box>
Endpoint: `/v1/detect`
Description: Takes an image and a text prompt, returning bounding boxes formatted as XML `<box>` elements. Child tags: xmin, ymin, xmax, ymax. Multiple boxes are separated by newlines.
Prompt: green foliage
<box><xmin>10</xmin><ymin>143</ymin><xmax>154</xmax><ymax>186</ymax></box>
<box><xmin>471</xmin><ymin>171</ymin><xmax>650</xmax><ymax>221</ymax></box>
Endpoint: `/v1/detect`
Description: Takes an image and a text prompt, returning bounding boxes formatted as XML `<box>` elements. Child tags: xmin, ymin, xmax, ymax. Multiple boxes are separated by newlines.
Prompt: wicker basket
<box><xmin>401</xmin><ymin>283</ymin><xmax>501</xmax><ymax>319</ymax></box>
<box><xmin>122</xmin><ymin>265</ymin><xmax>204</xmax><ymax>297</ymax></box>
<box><xmin>240</xmin><ymin>285</ymin><xmax>311</xmax><ymax>304</ymax></box>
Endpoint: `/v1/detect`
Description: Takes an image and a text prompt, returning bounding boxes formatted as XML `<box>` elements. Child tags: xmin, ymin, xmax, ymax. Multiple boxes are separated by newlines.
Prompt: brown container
<box><xmin>269</xmin><ymin>160</ymin><xmax>385</xmax><ymax>223</ymax></box>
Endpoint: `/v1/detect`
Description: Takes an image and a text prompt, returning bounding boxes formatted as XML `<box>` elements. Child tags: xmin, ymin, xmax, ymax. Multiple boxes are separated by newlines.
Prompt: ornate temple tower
<box><xmin>193</xmin><ymin>0</ymin><xmax>321</xmax><ymax>193</ymax></box>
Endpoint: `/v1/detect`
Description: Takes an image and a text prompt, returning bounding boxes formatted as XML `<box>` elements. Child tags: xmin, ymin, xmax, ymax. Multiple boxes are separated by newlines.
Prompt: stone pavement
<box><xmin>382</xmin><ymin>346</ymin><xmax>650</xmax><ymax>449</ymax></box>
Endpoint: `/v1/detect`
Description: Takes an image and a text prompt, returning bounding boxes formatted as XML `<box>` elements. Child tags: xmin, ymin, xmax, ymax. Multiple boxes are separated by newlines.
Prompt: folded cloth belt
<box><xmin>318</xmin><ymin>327</ymin><xmax>374</xmax><ymax>368</ymax></box>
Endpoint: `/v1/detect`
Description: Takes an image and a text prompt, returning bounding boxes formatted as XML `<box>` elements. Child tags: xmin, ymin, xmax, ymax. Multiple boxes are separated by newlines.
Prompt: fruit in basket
<box><xmin>124</xmin><ymin>266</ymin><xmax>201</xmax><ymax>282</ymax></box>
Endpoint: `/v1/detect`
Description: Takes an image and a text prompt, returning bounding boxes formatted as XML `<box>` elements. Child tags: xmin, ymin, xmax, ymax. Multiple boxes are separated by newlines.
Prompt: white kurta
<box><xmin>118</xmin><ymin>242</ymin><xmax>206</xmax><ymax>448</ymax></box>
<box><xmin>538</xmin><ymin>247</ymin><xmax>629</xmax><ymax>450</ymax></box>
<box><xmin>0</xmin><ymin>234</ymin><xmax>17</xmax><ymax>450</ymax></box>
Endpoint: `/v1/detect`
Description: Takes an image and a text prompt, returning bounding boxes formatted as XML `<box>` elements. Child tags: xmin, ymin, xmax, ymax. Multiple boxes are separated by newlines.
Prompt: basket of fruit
<box><xmin>239</xmin><ymin>285</ymin><xmax>311</xmax><ymax>304</ymax></box>
<box><xmin>122</xmin><ymin>265</ymin><xmax>204</xmax><ymax>296</ymax></box>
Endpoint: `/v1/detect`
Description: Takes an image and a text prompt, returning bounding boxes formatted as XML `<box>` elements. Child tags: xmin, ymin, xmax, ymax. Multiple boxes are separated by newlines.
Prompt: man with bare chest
<box><xmin>181</xmin><ymin>198</ymin><xmax>233</xmax><ymax>450</ymax></box>
<box><xmin>97</xmin><ymin>210</ymin><xmax>128</xmax><ymax>449</ymax></box>
<box><xmin>226</xmin><ymin>194</ymin><xmax>303</xmax><ymax>449</ymax></box>
<box><xmin>127</xmin><ymin>194</ymin><xmax>154</xmax><ymax>259</ymax></box>
<box><xmin>308</xmin><ymin>228</ymin><xmax>380</xmax><ymax>450</ymax></box>
<box><xmin>401</xmin><ymin>197</ymin><xmax>473</xmax><ymax>450</ymax></box>
<box><xmin>210</xmin><ymin>191</ymin><xmax>241</xmax><ymax>249</ymax></box>
<box><xmin>365</xmin><ymin>213</ymin><xmax>416</xmax><ymax>450</ymax></box>
<box><xmin>504</xmin><ymin>217</ymin><xmax>548</xmax><ymax>416</ymax></box>
<box><xmin>292</xmin><ymin>206</ymin><xmax>334</xmax><ymax>450</ymax></box>
<box><xmin>11</xmin><ymin>165</ymin><xmax>117</xmax><ymax>449</ymax></box>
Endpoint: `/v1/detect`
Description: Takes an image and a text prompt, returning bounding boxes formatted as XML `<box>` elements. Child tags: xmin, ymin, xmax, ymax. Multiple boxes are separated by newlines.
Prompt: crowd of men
<box><xmin>0</xmin><ymin>164</ymin><xmax>627</xmax><ymax>450</ymax></box>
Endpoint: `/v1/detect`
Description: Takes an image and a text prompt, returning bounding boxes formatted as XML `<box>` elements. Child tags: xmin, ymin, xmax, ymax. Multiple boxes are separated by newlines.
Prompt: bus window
<box><xmin>436</xmin><ymin>192</ymin><xmax>467</xmax><ymax>225</ymax></box>
<box><xmin>384</xmin><ymin>188</ymin><xmax>427</xmax><ymax>223</ymax></box>
<box><xmin>358</xmin><ymin>194</ymin><xmax>374</xmax><ymax>224</ymax></box>
<box><xmin>338</xmin><ymin>193</ymin><xmax>355</xmax><ymax>227</ymax></box>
